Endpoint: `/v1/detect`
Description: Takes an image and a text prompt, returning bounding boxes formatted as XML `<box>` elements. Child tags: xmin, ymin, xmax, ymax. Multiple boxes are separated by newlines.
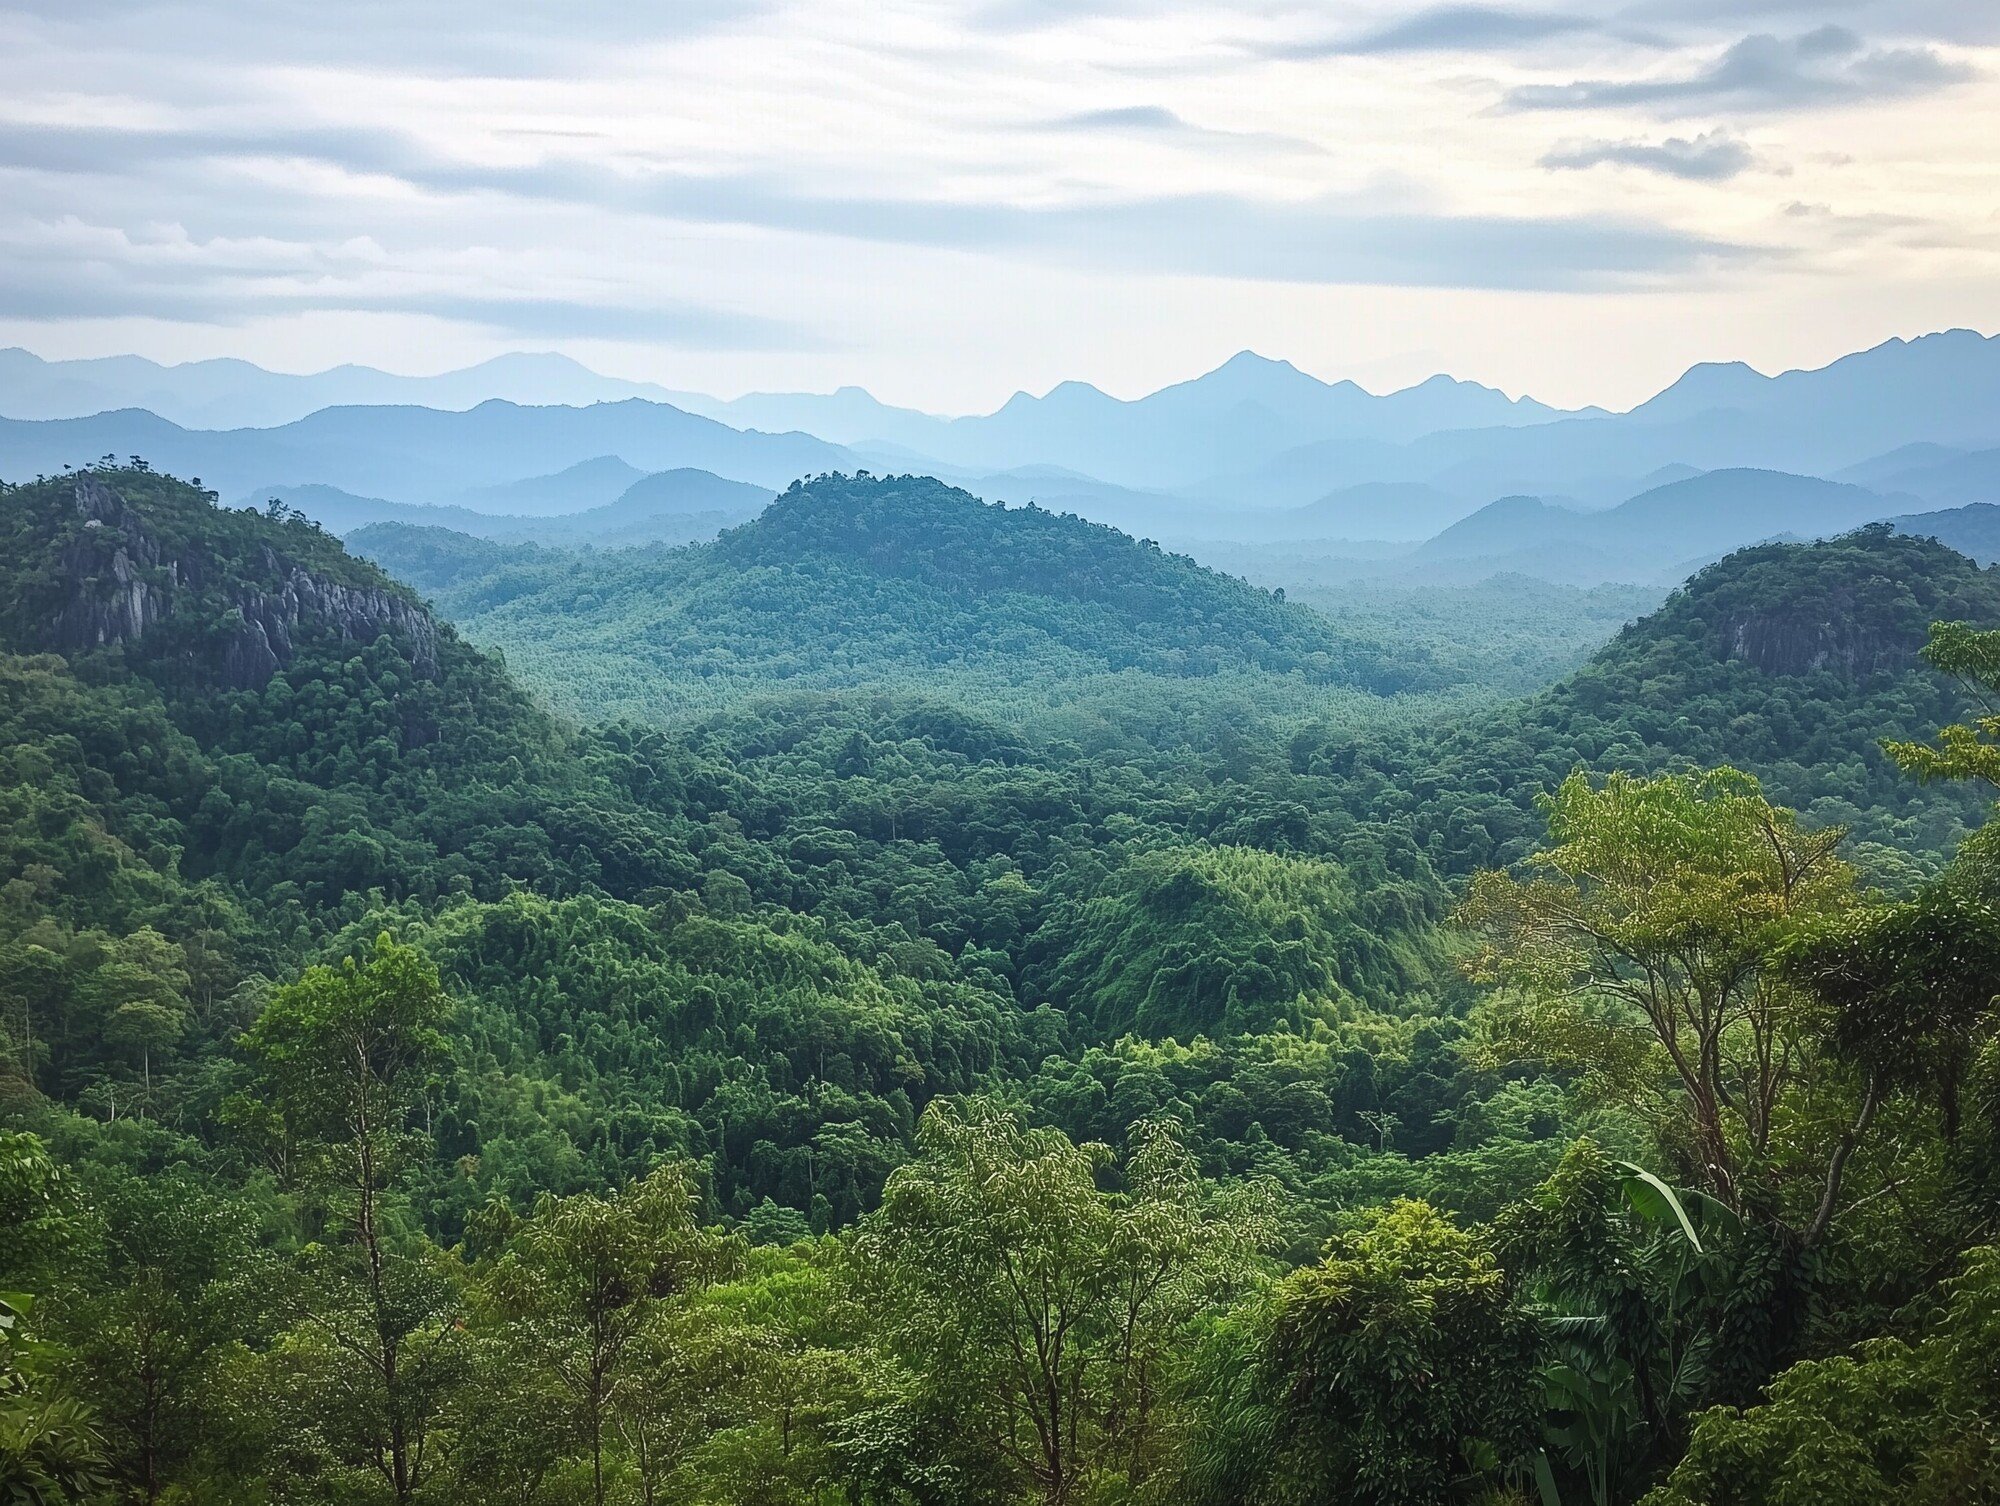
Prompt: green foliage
<box><xmin>6</xmin><ymin>464</ymin><xmax>2000</xmax><ymax>1504</ymax></box>
<box><xmin>1293</xmin><ymin>529</ymin><xmax>2000</xmax><ymax>873</ymax></box>
<box><xmin>0</xmin><ymin>1136</ymin><xmax>106</xmax><ymax>1506</ymax></box>
<box><xmin>1495</xmin><ymin>1141</ymin><xmax>1745</xmax><ymax>1504</ymax></box>
<box><xmin>392</xmin><ymin>890</ymin><xmax>1043</xmax><ymax>1229</ymax></box>
<box><xmin>237</xmin><ymin>936</ymin><xmax>459</xmax><ymax>1505</ymax></box>
<box><xmin>381</xmin><ymin>471</ymin><xmax>1437</xmax><ymax>727</ymax></box>
<box><xmin>236</xmin><ymin>934</ymin><xmax>452</xmax><ymax>1191</ymax></box>
<box><xmin>1460</xmin><ymin>768</ymin><xmax>1859</xmax><ymax>1237</ymax></box>
<box><xmin>1642</xmin><ymin>1244</ymin><xmax>2000</xmax><ymax>1505</ymax></box>
<box><xmin>860</xmin><ymin>1098</ymin><xmax>1276</xmax><ymax>1502</ymax></box>
<box><xmin>1182</xmin><ymin>1198</ymin><xmax>1541</xmax><ymax>1506</ymax></box>
<box><xmin>1884</xmin><ymin>618</ymin><xmax>2000</xmax><ymax>789</ymax></box>
<box><xmin>479</xmin><ymin>1164</ymin><xmax>741</xmax><ymax>1506</ymax></box>
<box><xmin>1037</xmin><ymin>843</ymin><xmax>1435</xmax><ymax>1040</ymax></box>
<box><xmin>0</xmin><ymin>1293</ymin><xmax>109</xmax><ymax>1506</ymax></box>
<box><xmin>1783</xmin><ymin>884</ymin><xmax>2000</xmax><ymax>1137</ymax></box>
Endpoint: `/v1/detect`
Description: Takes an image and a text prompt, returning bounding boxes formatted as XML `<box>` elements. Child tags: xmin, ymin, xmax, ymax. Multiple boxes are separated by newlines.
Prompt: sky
<box><xmin>1</xmin><ymin>0</ymin><xmax>1997</xmax><ymax>413</ymax></box>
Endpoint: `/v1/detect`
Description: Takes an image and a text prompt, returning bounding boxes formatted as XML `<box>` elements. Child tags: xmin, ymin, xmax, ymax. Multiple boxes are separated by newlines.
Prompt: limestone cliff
<box><xmin>40</xmin><ymin>475</ymin><xmax>438</xmax><ymax>688</ymax></box>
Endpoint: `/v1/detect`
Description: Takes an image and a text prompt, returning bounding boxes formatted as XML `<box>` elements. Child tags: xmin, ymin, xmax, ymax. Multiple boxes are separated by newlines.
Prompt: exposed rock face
<box><xmin>1725</xmin><ymin>600</ymin><xmax>1916</xmax><ymax>678</ymax></box>
<box><xmin>52</xmin><ymin>478</ymin><xmax>173</xmax><ymax>652</ymax></box>
<box><xmin>47</xmin><ymin>476</ymin><xmax>439</xmax><ymax>688</ymax></box>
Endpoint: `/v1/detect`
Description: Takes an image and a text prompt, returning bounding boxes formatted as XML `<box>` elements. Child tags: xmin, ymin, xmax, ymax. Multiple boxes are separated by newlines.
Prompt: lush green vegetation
<box><xmin>1289</xmin><ymin>528</ymin><xmax>2000</xmax><ymax>878</ymax></box>
<box><xmin>353</xmin><ymin>471</ymin><xmax>1440</xmax><ymax>727</ymax></box>
<box><xmin>4</xmin><ymin>466</ymin><xmax>1999</xmax><ymax>1505</ymax></box>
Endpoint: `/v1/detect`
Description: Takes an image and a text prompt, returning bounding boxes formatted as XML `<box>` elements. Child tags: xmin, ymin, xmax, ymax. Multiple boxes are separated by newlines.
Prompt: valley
<box><xmin>4</xmin><ymin>330</ymin><xmax>2000</xmax><ymax>1506</ymax></box>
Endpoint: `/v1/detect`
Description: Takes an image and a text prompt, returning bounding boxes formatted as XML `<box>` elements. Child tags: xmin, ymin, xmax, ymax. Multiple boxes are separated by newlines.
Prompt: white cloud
<box><xmin>1541</xmin><ymin>130</ymin><xmax>1761</xmax><ymax>181</ymax></box>
<box><xmin>1506</xmin><ymin>26</ymin><xmax>1977</xmax><ymax>115</ymax></box>
<box><xmin>0</xmin><ymin>0</ymin><xmax>1995</xmax><ymax>411</ymax></box>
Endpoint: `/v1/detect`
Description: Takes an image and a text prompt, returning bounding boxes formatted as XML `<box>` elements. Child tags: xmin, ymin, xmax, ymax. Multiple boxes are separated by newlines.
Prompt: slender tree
<box><xmin>237</xmin><ymin>935</ymin><xmax>455</xmax><ymax>1506</ymax></box>
<box><xmin>1459</xmin><ymin>769</ymin><xmax>1862</xmax><ymax>1242</ymax></box>
<box><xmin>483</xmin><ymin>1164</ymin><xmax>737</xmax><ymax>1506</ymax></box>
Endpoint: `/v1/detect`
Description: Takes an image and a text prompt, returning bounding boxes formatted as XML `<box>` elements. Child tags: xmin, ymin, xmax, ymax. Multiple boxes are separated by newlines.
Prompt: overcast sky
<box><xmin>2</xmin><ymin>0</ymin><xmax>1996</xmax><ymax>411</ymax></box>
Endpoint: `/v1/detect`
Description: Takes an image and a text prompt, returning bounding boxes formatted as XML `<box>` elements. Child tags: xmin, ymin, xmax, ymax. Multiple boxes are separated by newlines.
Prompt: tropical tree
<box><xmin>858</xmin><ymin>1098</ymin><xmax>1274</xmax><ymax>1504</ymax></box>
<box><xmin>54</xmin><ymin>1171</ymin><xmax>265</xmax><ymax>1503</ymax></box>
<box><xmin>1181</xmin><ymin>1197</ymin><xmax>1542</xmax><ymax>1506</ymax></box>
<box><xmin>1459</xmin><ymin>769</ymin><xmax>1862</xmax><ymax>1243</ymax></box>
<box><xmin>236</xmin><ymin>935</ymin><xmax>456</xmax><ymax>1506</ymax></box>
<box><xmin>1495</xmin><ymin>1140</ymin><xmax>1742</xmax><ymax>1505</ymax></box>
<box><xmin>0</xmin><ymin>1136</ymin><xmax>106</xmax><ymax>1505</ymax></box>
<box><xmin>482</xmin><ymin>1163</ymin><xmax>739</xmax><ymax>1506</ymax></box>
<box><xmin>1</xmin><ymin>1293</ymin><xmax>109</xmax><ymax>1506</ymax></box>
<box><xmin>1884</xmin><ymin>619</ymin><xmax>2000</xmax><ymax>793</ymax></box>
<box><xmin>1641</xmin><ymin>1243</ymin><xmax>2000</xmax><ymax>1505</ymax></box>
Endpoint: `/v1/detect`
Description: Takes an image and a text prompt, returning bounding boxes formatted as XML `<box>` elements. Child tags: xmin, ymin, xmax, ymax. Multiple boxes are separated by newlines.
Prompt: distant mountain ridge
<box><xmin>6</xmin><ymin>329</ymin><xmax>1997</xmax><ymax>554</ymax></box>
<box><xmin>1893</xmin><ymin>503</ymin><xmax>2000</xmax><ymax>565</ymax></box>
<box><xmin>1403</xmin><ymin>469</ymin><xmax>1909</xmax><ymax>583</ymax></box>
<box><xmin>0</xmin><ymin>347</ymin><xmax>684</xmax><ymax>429</ymax></box>
<box><xmin>828</xmin><ymin>352</ymin><xmax>1575</xmax><ymax>489</ymax></box>
<box><xmin>255</xmin><ymin>467</ymin><xmax>774</xmax><ymax>548</ymax></box>
<box><xmin>1189</xmin><ymin>329</ymin><xmax>2000</xmax><ymax>508</ymax></box>
<box><xmin>0</xmin><ymin>400</ymin><xmax>851</xmax><ymax>503</ymax></box>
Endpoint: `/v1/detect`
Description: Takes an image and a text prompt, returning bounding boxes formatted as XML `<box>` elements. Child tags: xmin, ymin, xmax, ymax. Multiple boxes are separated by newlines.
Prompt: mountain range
<box><xmin>4</xmin><ymin>329</ymin><xmax>1999</xmax><ymax>586</ymax></box>
<box><xmin>0</xmin><ymin>399</ymin><xmax>849</xmax><ymax>502</ymax></box>
<box><xmin>350</xmin><ymin>472</ymin><xmax>1430</xmax><ymax>725</ymax></box>
<box><xmin>254</xmin><ymin>468</ymin><xmax>774</xmax><ymax>549</ymax></box>
<box><xmin>0</xmin><ymin>347</ymin><xmax>682</xmax><ymax>429</ymax></box>
<box><xmin>1402</xmin><ymin>469</ymin><xmax>1908</xmax><ymax>582</ymax></box>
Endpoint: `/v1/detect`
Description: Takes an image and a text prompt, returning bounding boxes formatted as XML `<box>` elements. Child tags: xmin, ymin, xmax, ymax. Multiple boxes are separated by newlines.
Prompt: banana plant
<box><xmin>1500</xmin><ymin>1142</ymin><xmax>1743</xmax><ymax>1506</ymax></box>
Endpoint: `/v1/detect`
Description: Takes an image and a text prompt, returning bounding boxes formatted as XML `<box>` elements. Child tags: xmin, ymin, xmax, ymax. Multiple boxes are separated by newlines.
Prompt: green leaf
<box><xmin>1534</xmin><ymin>1449</ymin><xmax>1563</xmax><ymax>1506</ymax></box>
<box><xmin>1616</xmin><ymin>1162</ymin><xmax>1702</xmax><ymax>1254</ymax></box>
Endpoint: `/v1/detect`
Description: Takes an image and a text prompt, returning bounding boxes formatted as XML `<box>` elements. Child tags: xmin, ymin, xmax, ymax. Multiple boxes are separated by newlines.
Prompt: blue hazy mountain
<box><xmin>1850</xmin><ymin>445</ymin><xmax>2000</xmax><ymax>509</ymax></box>
<box><xmin>0</xmin><ymin>347</ymin><xmax>687</xmax><ymax>428</ymax></box>
<box><xmin>7</xmin><ymin>330</ymin><xmax>1998</xmax><ymax>548</ymax></box>
<box><xmin>1893</xmin><ymin>503</ymin><xmax>2000</xmax><ymax>565</ymax></box>
<box><xmin>1217</xmin><ymin>330</ymin><xmax>2000</xmax><ymax>505</ymax></box>
<box><xmin>0</xmin><ymin>346</ymin><xmax>1576</xmax><ymax>493</ymax></box>
<box><xmin>872</xmin><ymin>353</ymin><xmax>1572</xmax><ymax>489</ymax></box>
<box><xmin>1832</xmin><ymin>443</ymin><xmax>1967</xmax><ymax>488</ymax></box>
<box><xmin>451</xmin><ymin>456</ymin><xmax>650</xmax><ymax>515</ymax></box>
<box><xmin>1407</xmin><ymin>469</ymin><xmax>1909</xmax><ymax>583</ymax></box>
<box><xmin>254</xmin><ymin>467</ymin><xmax>773</xmax><ymax>547</ymax></box>
<box><xmin>0</xmin><ymin>400</ymin><xmax>852</xmax><ymax>501</ymax></box>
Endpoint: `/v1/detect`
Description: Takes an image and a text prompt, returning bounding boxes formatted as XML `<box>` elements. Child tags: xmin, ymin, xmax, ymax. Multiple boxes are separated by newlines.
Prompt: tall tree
<box><xmin>0</xmin><ymin>1132</ymin><xmax>107</xmax><ymax>1505</ymax></box>
<box><xmin>483</xmin><ymin>1164</ymin><xmax>738</xmax><ymax>1506</ymax></box>
<box><xmin>236</xmin><ymin>935</ymin><xmax>455</xmax><ymax>1506</ymax></box>
<box><xmin>1459</xmin><ymin>769</ymin><xmax>1862</xmax><ymax>1244</ymax></box>
<box><xmin>55</xmin><ymin>1171</ymin><xmax>264</xmax><ymax>1503</ymax></box>
<box><xmin>859</xmin><ymin>1098</ymin><xmax>1273</xmax><ymax>1505</ymax></box>
<box><xmin>1181</xmin><ymin>1198</ymin><xmax>1542</xmax><ymax>1506</ymax></box>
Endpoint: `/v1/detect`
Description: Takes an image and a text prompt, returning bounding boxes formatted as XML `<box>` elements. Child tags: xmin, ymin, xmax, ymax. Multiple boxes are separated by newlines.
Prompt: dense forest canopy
<box><xmin>352</xmin><ymin>472</ymin><xmax>1437</xmax><ymax>726</ymax></box>
<box><xmin>3</xmin><ymin>465</ymin><xmax>1998</xmax><ymax>1505</ymax></box>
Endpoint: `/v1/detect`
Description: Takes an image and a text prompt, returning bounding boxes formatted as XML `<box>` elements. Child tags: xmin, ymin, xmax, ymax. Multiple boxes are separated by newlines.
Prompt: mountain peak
<box><xmin>1214</xmin><ymin>350</ymin><xmax>1304</xmax><ymax>377</ymax></box>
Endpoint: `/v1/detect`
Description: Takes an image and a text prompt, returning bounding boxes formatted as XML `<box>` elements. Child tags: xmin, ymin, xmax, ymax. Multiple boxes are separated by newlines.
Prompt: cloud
<box><xmin>1541</xmin><ymin>130</ymin><xmax>1760</xmax><ymax>181</ymax></box>
<box><xmin>1506</xmin><ymin>25</ymin><xmax>1977</xmax><ymax>114</ymax></box>
<box><xmin>1048</xmin><ymin>104</ymin><xmax>1189</xmax><ymax>131</ymax></box>
<box><xmin>1036</xmin><ymin>104</ymin><xmax>1323</xmax><ymax>153</ymax></box>
<box><xmin>1621</xmin><ymin>1</ymin><xmax>2000</xmax><ymax>48</ymax></box>
<box><xmin>1</xmin><ymin>0</ymin><xmax>764</xmax><ymax>78</ymax></box>
<box><xmin>0</xmin><ymin>216</ymin><xmax>815</xmax><ymax>347</ymax></box>
<box><xmin>1299</xmin><ymin>6</ymin><xmax>1602</xmax><ymax>58</ymax></box>
<box><xmin>418</xmin><ymin>172</ymin><xmax>1761</xmax><ymax>293</ymax></box>
<box><xmin>0</xmin><ymin>119</ymin><xmax>1760</xmax><ymax>293</ymax></box>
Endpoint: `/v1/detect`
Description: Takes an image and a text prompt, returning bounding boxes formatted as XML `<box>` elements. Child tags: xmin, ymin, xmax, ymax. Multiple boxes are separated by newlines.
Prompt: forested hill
<box><xmin>0</xmin><ymin>467</ymin><xmax>697</xmax><ymax>917</ymax></box>
<box><xmin>10</xmin><ymin>467</ymin><xmax>2000</xmax><ymax>1505</ymax></box>
<box><xmin>359</xmin><ymin>471</ymin><xmax>1435</xmax><ymax>724</ymax></box>
<box><xmin>0</xmin><ymin>463</ymin><xmax>1468</xmax><ymax>1239</ymax></box>
<box><xmin>1293</xmin><ymin>525</ymin><xmax>2000</xmax><ymax>873</ymax></box>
